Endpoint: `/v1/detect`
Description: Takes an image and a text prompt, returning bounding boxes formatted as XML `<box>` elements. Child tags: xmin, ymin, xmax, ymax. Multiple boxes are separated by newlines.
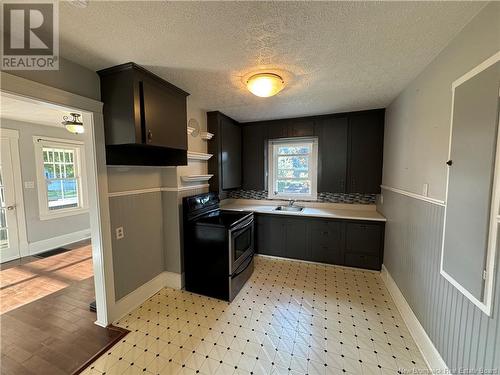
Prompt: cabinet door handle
<box><xmin>147</xmin><ymin>130</ymin><xmax>153</xmax><ymax>143</ymax></box>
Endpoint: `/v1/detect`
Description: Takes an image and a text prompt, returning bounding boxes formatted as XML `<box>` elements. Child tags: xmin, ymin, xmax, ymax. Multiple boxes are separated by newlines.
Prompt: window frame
<box><xmin>267</xmin><ymin>137</ymin><xmax>318</xmax><ymax>201</ymax></box>
<box><xmin>33</xmin><ymin>137</ymin><xmax>88</xmax><ymax>220</ymax></box>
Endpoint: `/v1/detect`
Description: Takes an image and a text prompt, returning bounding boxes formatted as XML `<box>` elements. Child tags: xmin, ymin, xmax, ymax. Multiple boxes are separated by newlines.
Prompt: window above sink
<box><xmin>268</xmin><ymin>137</ymin><xmax>318</xmax><ymax>201</ymax></box>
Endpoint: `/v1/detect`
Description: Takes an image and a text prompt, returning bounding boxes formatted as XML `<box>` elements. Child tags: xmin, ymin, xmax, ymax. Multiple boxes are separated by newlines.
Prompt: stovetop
<box><xmin>194</xmin><ymin>210</ymin><xmax>252</xmax><ymax>228</ymax></box>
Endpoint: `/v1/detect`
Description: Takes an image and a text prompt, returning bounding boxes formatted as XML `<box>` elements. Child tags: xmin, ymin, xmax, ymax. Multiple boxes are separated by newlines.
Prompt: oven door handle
<box><xmin>231</xmin><ymin>253</ymin><xmax>254</xmax><ymax>278</ymax></box>
<box><xmin>231</xmin><ymin>219</ymin><xmax>253</xmax><ymax>237</ymax></box>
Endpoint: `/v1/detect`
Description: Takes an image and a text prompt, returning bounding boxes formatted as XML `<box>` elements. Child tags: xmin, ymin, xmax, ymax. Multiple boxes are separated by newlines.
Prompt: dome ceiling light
<box><xmin>246</xmin><ymin>73</ymin><xmax>285</xmax><ymax>98</ymax></box>
<box><xmin>62</xmin><ymin>113</ymin><xmax>84</xmax><ymax>134</ymax></box>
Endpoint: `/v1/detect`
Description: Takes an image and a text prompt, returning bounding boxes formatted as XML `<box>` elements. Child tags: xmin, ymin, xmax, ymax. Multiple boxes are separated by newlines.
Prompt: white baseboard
<box><xmin>28</xmin><ymin>229</ymin><xmax>91</xmax><ymax>256</ymax></box>
<box><xmin>380</xmin><ymin>265</ymin><xmax>448</xmax><ymax>372</ymax></box>
<box><xmin>165</xmin><ymin>270</ymin><xmax>183</xmax><ymax>289</ymax></box>
<box><xmin>112</xmin><ymin>271</ymin><xmax>182</xmax><ymax>323</ymax></box>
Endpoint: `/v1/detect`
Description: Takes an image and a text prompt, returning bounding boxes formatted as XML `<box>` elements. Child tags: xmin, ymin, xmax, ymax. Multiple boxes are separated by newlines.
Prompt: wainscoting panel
<box><xmin>378</xmin><ymin>188</ymin><xmax>499</xmax><ymax>371</ymax></box>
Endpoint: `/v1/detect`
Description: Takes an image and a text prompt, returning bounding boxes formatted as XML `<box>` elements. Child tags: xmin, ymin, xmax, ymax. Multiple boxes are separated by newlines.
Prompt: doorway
<box><xmin>0</xmin><ymin>131</ymin><xmax>23</xmax><ymax>262</ymax></box>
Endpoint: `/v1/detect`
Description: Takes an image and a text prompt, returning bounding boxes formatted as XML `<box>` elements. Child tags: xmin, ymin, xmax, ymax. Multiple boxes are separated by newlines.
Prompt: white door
<box><xmin>0</xmin><ymin>138</ymin><xmax>20</xmax><ymax>262</ymax></box>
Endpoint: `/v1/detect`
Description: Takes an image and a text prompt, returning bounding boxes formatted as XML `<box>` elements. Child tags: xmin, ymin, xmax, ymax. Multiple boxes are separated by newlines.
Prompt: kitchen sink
<box><xmin>275</xmin><ymin>205</ymin><xmax>304</xmax><ymax>212</ymax></box>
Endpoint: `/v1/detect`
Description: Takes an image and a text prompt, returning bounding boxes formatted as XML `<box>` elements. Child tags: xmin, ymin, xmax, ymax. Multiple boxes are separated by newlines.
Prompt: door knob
<box><xmin>6</xmin><ymin>205</ymin><xmax>15</xmax><ymax>210</ymax></box>
<box><xmin>446</xmin><ymin>160</ymin><xmax>453</xmax><ymax>166</ymax></box>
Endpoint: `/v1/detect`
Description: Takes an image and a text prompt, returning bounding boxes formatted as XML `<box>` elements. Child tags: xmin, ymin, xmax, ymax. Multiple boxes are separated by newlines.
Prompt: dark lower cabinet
<box><xmin>256</xmin><ymin>215</ymin><xmax>285</xmax><ymax>257</ymax></box>
<box><xmin>284</xmin><ymin>218</ymin><xmax>308</xmax><ymax>260</ymax></box>
<box><xmin>255</xmin><ymin>214</ymin><xmax>385</xmax><ymax>271</ymax></box>
<box><xmin>306</xmin><ymin>220</ymin><xmax>343</xmax><ymax>264</ymax></box>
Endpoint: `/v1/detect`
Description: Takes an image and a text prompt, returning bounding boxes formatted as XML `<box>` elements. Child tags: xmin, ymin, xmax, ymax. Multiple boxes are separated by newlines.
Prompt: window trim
<box><xmin>33</xmin><ymin>136</ymin><xmax>88</xmax><ymax>220</ymax></box>
<box><xmin>267</xmin><ymin>137</ymin><xmax>318</xmax><ymax>201</ymax></box>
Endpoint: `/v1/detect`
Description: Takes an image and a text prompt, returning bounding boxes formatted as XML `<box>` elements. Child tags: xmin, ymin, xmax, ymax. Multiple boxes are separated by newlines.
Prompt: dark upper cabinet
<box><xmin>141</xmin><ymin>78</ymin><xmax>187</xmax><ymax>149</ymax></box>
<box><xmin>348</xmin><ymin>111</ymin><xmax>384</xmax><ymax>193</ymax></box>
<box><xmin>315</xmin><ymin>117</ymin><xmax>348</xmax><ymax>193</ymax></box>
<box><xmin>208</xmin><ymin>111</ymin><xmax>242</xmax><ymax>195</ymax></box>
<box><xmin>288</xmin><ymin>118</ymin><xmax>314</xmax><ymax>137</ymax></box>
<box><xmin>242</xmin><ymin>123</ymin><xmax>267</xmax><ymax>191</ymax></box>
<box><xmin>221</xmin><ymin>116</ymin><xmax>242</xmax><ymax>190</ymax></box>
<box><xmin>98</xmin><ymin>62</ymin><xmax>189</xmax><ymax>166</ymax></box>
<box><xmin>234</xmin><ymin>108</ymin><xmax>384</xmax><ymax>195</ymax></box>
<box><xmin>267</xmin><ymin>121</ymin><xmax>288</xmax><ymax>139</ymax></box>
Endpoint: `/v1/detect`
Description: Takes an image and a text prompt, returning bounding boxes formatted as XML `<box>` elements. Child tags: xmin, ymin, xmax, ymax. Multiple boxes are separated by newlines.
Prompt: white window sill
<box><xmin>39</xmin><ymin>208</ymin><xmax>89</xmax><ymax>221</ymax></box>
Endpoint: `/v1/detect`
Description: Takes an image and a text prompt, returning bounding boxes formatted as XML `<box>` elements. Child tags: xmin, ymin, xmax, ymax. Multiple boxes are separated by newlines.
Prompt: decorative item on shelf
<box><xmin>187</xmin><ymin>151</ymin><xmax>213</xmax><ymax>161</ymax></box>
<box><xmin>61</xmin><ymin>113</ymin><xmax>84</xmax><ymax>134</ymax></box>
<box><xmin>200</xmin><ymin>131</ymin><xmax>214</xmax><ymax>140</ymax></box>
<box><xmin>246</xmin><ymin>72</ymin><xmax>285</xmax><ymax>97</ymax></box>
<box><xmin>181</xmin><ymin>174</ymin><xmax>214</xmax><ymax>183</ymax></box>
<box><xmin>187</xmin><ymin>118</ymin><xmax>200</xmax><ymax>137</ymax></box>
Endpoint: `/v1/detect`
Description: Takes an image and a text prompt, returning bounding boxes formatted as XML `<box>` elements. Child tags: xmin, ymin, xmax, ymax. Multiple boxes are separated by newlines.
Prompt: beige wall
<box><xmin>382</xmin><ymin>2</ymin><xmax>498</xmax><ymax>201</ymax></box>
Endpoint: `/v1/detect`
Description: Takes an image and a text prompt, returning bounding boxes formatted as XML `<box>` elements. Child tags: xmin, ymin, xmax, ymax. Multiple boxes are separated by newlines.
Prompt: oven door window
<box><xmin>233</xmin><ymin>226</ymin><xmax>252</xmax><ymax>263</ymax></box>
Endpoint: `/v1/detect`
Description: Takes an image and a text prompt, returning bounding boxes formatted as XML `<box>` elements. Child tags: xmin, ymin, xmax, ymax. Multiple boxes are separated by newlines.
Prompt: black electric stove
<box><xmin>183</xmin><ymin>192</ymin><xmax>254</xmax><ymax>301</ymax></box>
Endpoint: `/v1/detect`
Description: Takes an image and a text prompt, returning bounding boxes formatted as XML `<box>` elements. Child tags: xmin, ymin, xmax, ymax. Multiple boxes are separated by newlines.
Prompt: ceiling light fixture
<box><xmin>62</xmin><ymin>113</ymin><xmax>84</xmax><ymax>134</ymax></box>
<box><xmin>246</xmin><ymin>73</ymin><xmax>285</xmax><ymax>97</ymax></box>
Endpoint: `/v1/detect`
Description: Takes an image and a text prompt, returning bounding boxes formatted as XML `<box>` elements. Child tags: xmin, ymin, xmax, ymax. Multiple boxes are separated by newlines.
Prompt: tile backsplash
<box><xmin>228</xmin><ymin>190</ymin><xmax>376</xmax><ymax>204</ymax></box>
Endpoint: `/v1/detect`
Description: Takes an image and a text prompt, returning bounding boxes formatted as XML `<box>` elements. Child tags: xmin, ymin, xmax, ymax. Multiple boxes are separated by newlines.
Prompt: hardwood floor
<box><xmin>0</xmin><ymin>243</ymin><xmax>128</xmax><ymax>374</ymax></box>
<box><xmin>1</xmin><ymin>241</ymin><xmax>94</xmax><ymax>314</ymax></box>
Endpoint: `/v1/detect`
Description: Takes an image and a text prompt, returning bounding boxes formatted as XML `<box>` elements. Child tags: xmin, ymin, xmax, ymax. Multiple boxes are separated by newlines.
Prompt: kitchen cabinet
<box><xmin>284</xmin><ymin>218</ymin><xmax>308</xmax><ymax>260</ymax></box>
<box><xmin>344</xmin><ymin>221</ymin><xmax>384</xmax><ymax>270</ymax></box>
<box><xmin>98</xmin><ymin>62</ymin><xmax>189</xmax><ymax>166</ymax></box>
<box><xmin>238</xmin><ymin>109</ymin><xmax>384</xmax><ymax>195</ymax></box>
<box><xmin>348</xmin><ymin>111</ymin><xmax>384</xmax><ymax>193</ymax></box>
<box><xmin>141</xmin><ymin>77</ymin><xmax>187</xmax><ymax>149</ymax></box>
<box><xmin>288</xmin><ymin>118</ymin><xmax>314</xmax><ymax>137</ymax></box>
<box><xmin>315</xmin><ymin>116</ymin><xmax>348</xmax><ymax>192</ymax></box>
<box><xmin>208</xmin><ymin>111</ymin><xmax>242</xmax><ymax>195</ymax></box>
<box><xmin>221</xmin><ymin>116</ymin><xmax>242</xmax><ymax>190</ymax></box>
<box><xmin>242</xmin><ymin>123</ymin><xmax>267</xmax><ymax>190</ymax></box>
<box><xmin>306</xmin><ymin>220</ymin><xmax>343</xmax><ymax>264</ymax></box>
<box><xmin>256</xmin><ymin>214</ymin><xmax>285</xmax><ymax>257</ymax></box>
<box><xmin>254</xmin><ymin>213</ymin><xmax>385</xmax><ymax>271</ymax></box>
<box><xmin>267</xmin><ymin>121</ymin><xmax>288</xmax><ymax>139</ymax></box>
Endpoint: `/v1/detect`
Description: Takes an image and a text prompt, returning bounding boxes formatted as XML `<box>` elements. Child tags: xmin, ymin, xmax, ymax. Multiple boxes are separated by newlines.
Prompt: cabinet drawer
<box><xmin>344</xmin><ymin>253</ymin><xmax>380</xmax><ymax>270</ymax></box>
<box><xmin>345</xmin><ymin>223</ymin><xmax>382</xmax><ymax>254</ymax></box>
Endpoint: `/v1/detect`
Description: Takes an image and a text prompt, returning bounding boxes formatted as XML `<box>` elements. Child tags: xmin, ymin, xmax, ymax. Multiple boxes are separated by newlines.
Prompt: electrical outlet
<box><xmin>24</xmin><ymin>181</ymin><xmax>35</xmax><ymax>189</ymax></box>
<box><xmin>422</xmin><ymin>183</ymin><xmax>429</xmax><ymax>197</ymax></box>
<box><xmin>115</xmin><ymin>226</ymin><xmax>124</xmax><ymax>240</ymax></box>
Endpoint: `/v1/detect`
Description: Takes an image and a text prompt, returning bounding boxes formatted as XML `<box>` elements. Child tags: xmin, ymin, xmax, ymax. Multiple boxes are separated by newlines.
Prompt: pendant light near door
<box><xmin>62</xmin><ymin>113</ymin><xmax>84</xmax><ymax>134</ymax></box>
<box><xmin>246</xmin><ymin>73</ymin><xmax>285</xmax><ymax>97</ymax></box>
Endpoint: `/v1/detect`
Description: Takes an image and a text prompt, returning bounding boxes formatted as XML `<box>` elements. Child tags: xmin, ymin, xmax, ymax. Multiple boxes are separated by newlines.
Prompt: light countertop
<box><xmin>220</xmin><ymin>199</ymin><xmax>386</xmax><ymax>222</ymax></box>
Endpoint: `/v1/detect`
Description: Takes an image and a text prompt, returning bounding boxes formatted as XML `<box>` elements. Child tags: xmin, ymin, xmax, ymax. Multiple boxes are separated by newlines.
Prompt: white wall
<box><xmin>1</xmin><ymin>118</ymin><xmax>90</xmax><ymax>243</ymax></box>
<box><xmin>382</xmin><ymin>2</ymin><xmax>497</xmax><ymax>201</ymax></box>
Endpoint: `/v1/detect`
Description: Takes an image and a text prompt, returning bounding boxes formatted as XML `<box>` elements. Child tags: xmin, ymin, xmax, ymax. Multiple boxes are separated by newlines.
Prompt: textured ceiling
<box><xmin>59</xmin><ymin>1</ymin><xmax>484</xmax><ymax>122</ymax></box>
